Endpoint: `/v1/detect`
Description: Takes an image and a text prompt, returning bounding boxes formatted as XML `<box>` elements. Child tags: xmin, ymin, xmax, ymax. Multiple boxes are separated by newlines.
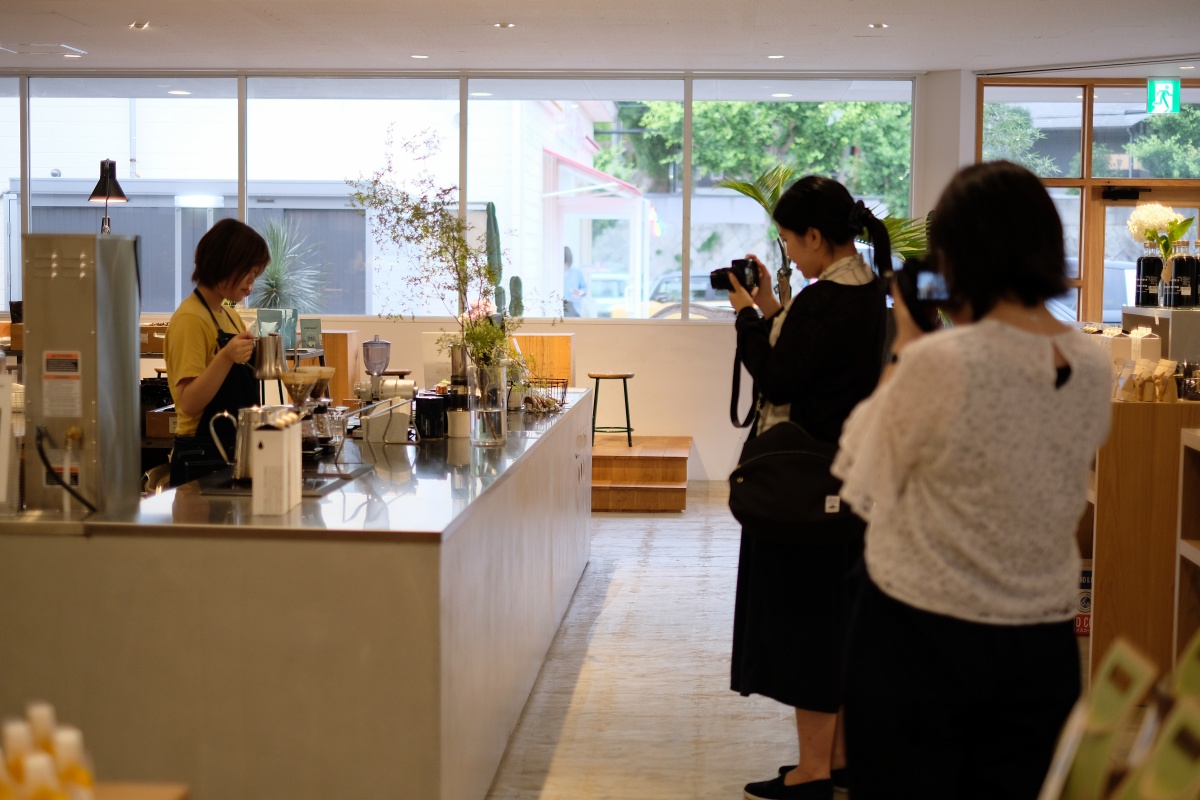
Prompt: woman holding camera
<box><xmin>164</xmin><ymin>218</ymin><xmax>269</xmax><ymax>487</ymax></box>
<box><xmin>727</xmin><ymin>175</ymin><xmax>890</xmax><ymax>800</ymax></box>
<box><xmin>832</xmin><ymin>161</ymin><xmax>1111</xmax><ymax>799</ymax></box>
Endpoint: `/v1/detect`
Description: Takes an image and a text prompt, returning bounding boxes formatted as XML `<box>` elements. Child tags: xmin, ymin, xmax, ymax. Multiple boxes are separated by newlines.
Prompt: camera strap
<box><xmin>729</xmin><ymin>343</ymin><xmax>757</xmax><ymax>429</ymax></box>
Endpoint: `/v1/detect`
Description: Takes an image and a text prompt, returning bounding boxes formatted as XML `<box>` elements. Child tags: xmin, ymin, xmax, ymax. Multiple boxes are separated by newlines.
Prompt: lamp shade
<box><xmin>88</xmin><ymin>159</ymin><xmax>128</xmax><ymax>204</ymax></box>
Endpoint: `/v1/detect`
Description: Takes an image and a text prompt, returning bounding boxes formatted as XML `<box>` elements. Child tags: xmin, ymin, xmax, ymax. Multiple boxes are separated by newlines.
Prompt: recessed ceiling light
<box><xmin>493</xmin><ymin>22</ymin><xmax>516</xmax><ymax>28</ymax></box>
<box><xmin>868</xmin><ymin>23</ymin><xmax>889</xmax><ymax>29</ymax></box>
<box><xmin>771</xmin><ymin>93</ymin><xmax>793</xmax><ymax>98</ymax></box>
<box><xmin>470</xmin><ymin>92</ymin><xmax>492</xmax><ymax>97</ymax></box>
<box><xmin>1182</xmin><ymin>65</ymin><xmax>1196</xmax><ymax>70</ymax></box>
<box><xmin>167</xmin><ymin>90</ymin><xmax>191</xmax><ymax>96</ymax></box>
<box><xmin>129</xmin><ymin>21</ymin><xmax>149</xmax><ymax>30</ymax></box>
<box><xmin>768</xmin><ymin>55</ymin><xmax>784</xmax><ymax>59</ymax></box>
<box><xmin>411</xmin><ymin>54</ymin><xmax>429</xmax><ymax>59</ymax></box>
<box><xmin>63</xmin><ymin>53</ymin><xmax>82</xmax><ymax>58</ymax></box>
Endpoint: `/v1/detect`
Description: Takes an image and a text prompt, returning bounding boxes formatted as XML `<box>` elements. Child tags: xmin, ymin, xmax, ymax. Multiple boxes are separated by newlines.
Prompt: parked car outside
<box><xmin>609</xmin><ymin>272</ymin><xmax>736</xmax><ymax>319</ymax></box>
<box><xmin>589</xmin><ymin>273</ymin><xmax>630</xmax><ymax>318</ymax></box>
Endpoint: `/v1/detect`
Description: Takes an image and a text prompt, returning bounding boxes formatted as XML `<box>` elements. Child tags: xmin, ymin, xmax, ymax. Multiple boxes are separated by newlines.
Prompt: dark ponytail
<box><xmin>772</xmin><ymin>176</ymin><xmax>893</xmax><ymax>277</ymax></box>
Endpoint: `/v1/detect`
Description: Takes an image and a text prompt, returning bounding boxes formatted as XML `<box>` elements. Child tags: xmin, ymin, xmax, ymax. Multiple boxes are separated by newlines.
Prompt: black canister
<box><xmin>414</xmin><ymin>391</ymin><xmax>448</xmax><ymax>439</ymax></box>
<box><xmin>1136</xmin><ymin>243</ymin><xmax>1163</xmax><ymax>307</ymax></box>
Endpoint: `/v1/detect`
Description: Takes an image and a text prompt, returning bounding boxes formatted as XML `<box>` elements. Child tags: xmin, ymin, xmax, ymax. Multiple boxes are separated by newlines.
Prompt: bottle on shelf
<box><xmin>1</xmin><ymin>721</ymin><xmax>32</xmax><ymax>784</ymax></box>
<box><xmin>1175</xmin><ymin>240</ymin><xmax>1199</xmax><ymax>310</ymax></box>
<box><xmin>19</xmin><ymin>752</ymin><xmax>68</xmax><ymax>800</ymax></box>
<box><xmin>1159</xmin><ymin>243</ymin><xmax>1180</xmax><ymax>308</ymax></box>
<box><xmin>25</xmin><ymin>704</ymin><xmax>55</xmax><ymax>755</ymax></box>
<box><xmin>51</xmin><ymin>727</ymin><xmax>94</xmax><ymax>800</ymax></box>
<box><xmin>1136</xmin><ymin>241</ymin><xmax>1163</xmax><ymax>306</ymax></box>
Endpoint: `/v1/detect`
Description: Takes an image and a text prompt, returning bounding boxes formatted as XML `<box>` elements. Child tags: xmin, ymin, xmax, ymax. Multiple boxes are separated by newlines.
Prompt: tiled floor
<box><xmin>485</xmin><ymin>481</ymin><xmax>803</xmax><ymax>799</ymax></box>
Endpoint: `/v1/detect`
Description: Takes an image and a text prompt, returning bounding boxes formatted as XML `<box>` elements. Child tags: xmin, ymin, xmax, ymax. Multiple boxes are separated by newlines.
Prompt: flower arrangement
<box><xmin>1127</xmin><ymin>203</ymin><xmax>1195</xmax><ymax>263</ymax></box>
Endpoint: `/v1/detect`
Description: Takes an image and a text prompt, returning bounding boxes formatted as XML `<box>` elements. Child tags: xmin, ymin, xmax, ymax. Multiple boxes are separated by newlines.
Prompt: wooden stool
<box><xmin>588</xmin><ymin>372</ymin><xmax>634</xmax><ymax>447</ymax></box>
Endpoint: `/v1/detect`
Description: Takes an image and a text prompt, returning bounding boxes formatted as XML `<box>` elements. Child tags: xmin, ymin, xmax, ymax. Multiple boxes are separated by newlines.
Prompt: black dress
<box><xmin>730</xmin><ymin>279</ymin><xmax>885</xmax><ymax>713</ymax></box>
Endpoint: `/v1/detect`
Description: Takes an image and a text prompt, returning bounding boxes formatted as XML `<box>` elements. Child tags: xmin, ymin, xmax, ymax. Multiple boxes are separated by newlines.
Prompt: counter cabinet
<box><xmin>0</xmin><ymin>391</ymin><xmax>594</xmax><ymax>800</ymax></box>
<box><xmin>1174</xmin><ymin>428</ymin><xmax>1200</xmax><ymax>657</ymax></box>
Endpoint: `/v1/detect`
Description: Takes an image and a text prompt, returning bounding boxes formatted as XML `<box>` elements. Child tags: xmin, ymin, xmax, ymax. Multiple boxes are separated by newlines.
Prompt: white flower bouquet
<box><xmin>1127</xmin><ymin>202</ymin><xmax>1194</xmax><ymax>262</ymax></box>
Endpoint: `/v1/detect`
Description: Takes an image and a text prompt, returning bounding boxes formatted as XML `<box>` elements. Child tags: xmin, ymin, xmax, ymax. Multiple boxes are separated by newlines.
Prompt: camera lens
<box><xmin>710</xmin><ymin>268</ymin><xmax>732</xmax><ymax>292</ymax></box>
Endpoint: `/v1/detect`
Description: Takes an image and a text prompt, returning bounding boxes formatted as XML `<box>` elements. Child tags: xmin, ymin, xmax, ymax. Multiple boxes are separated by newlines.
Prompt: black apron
<box><xmin>169</xmin><ymin>289</ymin><xmax>260</xmax><ymax>486</ymax></box>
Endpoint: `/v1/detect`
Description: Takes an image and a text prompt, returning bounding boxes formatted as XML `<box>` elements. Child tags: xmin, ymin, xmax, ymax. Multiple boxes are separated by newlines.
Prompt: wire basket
<box><xmin>528</xmin><ymin>378</ymin><xmax>568</xmax><ymax>406</ymax></box>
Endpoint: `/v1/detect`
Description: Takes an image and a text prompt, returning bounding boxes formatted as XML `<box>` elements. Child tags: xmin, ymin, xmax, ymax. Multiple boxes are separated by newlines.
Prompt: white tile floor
<box><xmin>485</xmin><ymin>482</ymin><xmax>799</xmax><ymax>799</ymax></box>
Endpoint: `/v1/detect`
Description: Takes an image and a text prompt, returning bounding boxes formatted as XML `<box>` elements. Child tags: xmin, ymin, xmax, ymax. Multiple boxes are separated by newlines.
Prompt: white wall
<box><xmin>912</xmin><ymin>70</ymin><xmax>978</xmax><ymax>217</ymax></box>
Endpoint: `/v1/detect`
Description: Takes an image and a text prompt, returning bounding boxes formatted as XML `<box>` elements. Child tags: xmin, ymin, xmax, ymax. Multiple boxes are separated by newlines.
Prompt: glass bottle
<box><xmin>1136</xmin><ymin>241</ymin><xmax>1163</xmax><ymax>306</ymax></box>
<box><xmin>1175</xmin><ymin>240</ymin><xmax>1198</xmax><ymax>309</ymax></box>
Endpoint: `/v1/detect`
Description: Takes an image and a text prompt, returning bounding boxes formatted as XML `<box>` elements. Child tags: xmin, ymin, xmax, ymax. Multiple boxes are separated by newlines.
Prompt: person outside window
<box><xmin>833</xmin><ymin>160</ymin><xmax>1112</xmax><ymax>799</ymax></box>
<box><xmin>563</xmin><ymin>245</ymin><xmax>588</xmax><ymax>317</ymax></box>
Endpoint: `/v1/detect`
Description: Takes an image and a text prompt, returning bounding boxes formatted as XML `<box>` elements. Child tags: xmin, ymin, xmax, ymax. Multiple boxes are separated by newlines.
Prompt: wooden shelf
<box><xmin>1092</xmin><ymin>402</ymin><xmax>1200</xmax><ymax>676</ymax></box>
<box><xmin>1175</xmin><ymin>430</ymin><xmax>1200</xmax><ymax>658</ymax></box>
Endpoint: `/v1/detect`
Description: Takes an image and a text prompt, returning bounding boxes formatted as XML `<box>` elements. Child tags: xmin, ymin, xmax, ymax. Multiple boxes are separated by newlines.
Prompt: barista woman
<box><xmin>727</xmin><ymin>176</ymin><xmax>890</xmax><ymax>800</ymax></box>
<box><xmin>164</xmin><ymin>219</ymin><xmax>269</xmax><ymax>486</ymax></box>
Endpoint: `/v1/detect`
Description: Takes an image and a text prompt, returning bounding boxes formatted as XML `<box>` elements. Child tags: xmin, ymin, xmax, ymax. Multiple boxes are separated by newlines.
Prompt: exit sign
<box><xmin>1148</xmin><ymin>78</ymin><xmax>1182</xmax><ymax>114</ymax></box>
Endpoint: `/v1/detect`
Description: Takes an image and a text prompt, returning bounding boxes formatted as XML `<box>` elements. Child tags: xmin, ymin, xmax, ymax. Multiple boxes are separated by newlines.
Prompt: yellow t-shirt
<box><xmin>164</xmin><ymin>293</ymin><xmax>246</xmax><ymax>437</ymax></box>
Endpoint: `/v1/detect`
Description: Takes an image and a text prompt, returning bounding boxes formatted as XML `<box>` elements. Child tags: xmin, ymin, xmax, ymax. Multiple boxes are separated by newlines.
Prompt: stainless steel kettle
<box><xmin>209</xmin><ymin>405</ymin><xmax>287</xmax><ymax>480</ymax></box>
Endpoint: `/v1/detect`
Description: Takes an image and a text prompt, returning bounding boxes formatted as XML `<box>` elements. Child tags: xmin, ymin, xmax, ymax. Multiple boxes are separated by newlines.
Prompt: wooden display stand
<box><xmin>511</xmin><ymin>333</ymin><xmax>574</xmax><ymax>385</ymax></box>
<box><xmin>320</xmin><ymin>330</ymin><xmax>360</xmax><ymax>407</ymax></box>
<box><xmin>1174</xmin><ymin>428</ymin><xmax>1200</xmax><ymax>658</ymax></box>
<box><xmin>1091</xmin><ymin>401</ymin><xmax>1200</xmax><ymax>675</ymax></box>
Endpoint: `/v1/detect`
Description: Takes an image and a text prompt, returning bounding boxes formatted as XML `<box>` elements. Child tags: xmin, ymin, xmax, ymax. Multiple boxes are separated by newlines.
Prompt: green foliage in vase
<box><xmin>248</xmin><ymin>217</ymin><xmax>327</xmax><ymax>313</ymax></box>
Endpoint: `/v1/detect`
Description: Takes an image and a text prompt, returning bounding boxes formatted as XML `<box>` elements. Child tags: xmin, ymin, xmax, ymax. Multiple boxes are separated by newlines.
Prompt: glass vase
<box><xmin>468</xmin><ymin>361</ymin><xmax>507</xmax><ymax>446</ymax></box>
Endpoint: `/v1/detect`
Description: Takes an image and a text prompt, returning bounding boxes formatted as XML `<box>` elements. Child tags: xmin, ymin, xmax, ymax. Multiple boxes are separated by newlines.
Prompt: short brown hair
<box><xmin>191</xmin><ymin>219</ymin><xmax>270</xmax><ymax>288</ymax></box>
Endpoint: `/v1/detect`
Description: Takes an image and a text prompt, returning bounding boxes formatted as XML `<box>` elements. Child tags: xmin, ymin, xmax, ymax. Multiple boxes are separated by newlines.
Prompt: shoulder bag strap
<box><xmin>730</xmin><ymin>341</ymin><xmax>758</xmax><ymax>429</ymax></box>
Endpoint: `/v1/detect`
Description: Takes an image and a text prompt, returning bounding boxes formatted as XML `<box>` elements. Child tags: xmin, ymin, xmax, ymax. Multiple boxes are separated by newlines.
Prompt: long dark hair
<box><xmin>930</xmin><ymin>160</ymin><xmax>1067</xmax><ymax>320</ymax></box>
<box><xmin>772</xmin><ymin>175</ymin><xmax>892</xmax><ymax>276</ymax></box>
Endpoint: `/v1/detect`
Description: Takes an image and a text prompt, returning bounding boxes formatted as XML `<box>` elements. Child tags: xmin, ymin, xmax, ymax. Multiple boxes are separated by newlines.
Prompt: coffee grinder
<box><xmin>362</xmin><ymin>335</ymin><xmax>391</xmax><ymax>402</ymax></box>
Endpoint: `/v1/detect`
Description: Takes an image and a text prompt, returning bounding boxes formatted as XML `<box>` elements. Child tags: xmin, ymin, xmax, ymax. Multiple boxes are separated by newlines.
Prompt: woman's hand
<box><xmin>727</xmin><ymin>255</ymin><xmax>781</xmax><ymax>317</ymax></box>
<box><xmin>220</xmin><ymin>330</ymin><xmax>257</xmax><ymax>365</ymax></box>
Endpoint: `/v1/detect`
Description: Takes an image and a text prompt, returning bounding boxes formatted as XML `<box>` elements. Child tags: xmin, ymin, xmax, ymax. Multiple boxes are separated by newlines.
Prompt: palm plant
<box><xmin>249</xmin><ymin>217</ymin><xmax>326</xmax><ymax>313</ymax></box>
<box><xmin>716</xmin><ymin>162</ymin><xmax>798</xmax><ymax>303</ymax></box>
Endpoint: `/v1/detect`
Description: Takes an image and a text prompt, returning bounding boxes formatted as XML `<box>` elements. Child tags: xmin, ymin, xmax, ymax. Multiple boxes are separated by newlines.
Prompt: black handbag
<box><xmin>728</xmin><ymin>419</ymin><xmax>856</xmax><ymax>530</ymax></box>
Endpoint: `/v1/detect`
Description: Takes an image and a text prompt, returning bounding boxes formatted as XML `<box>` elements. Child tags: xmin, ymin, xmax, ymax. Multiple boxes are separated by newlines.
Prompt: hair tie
<box><xmin>851</xmin><ymin>199</ymin><xmax>873</xmax><ymax>226</ymax></box>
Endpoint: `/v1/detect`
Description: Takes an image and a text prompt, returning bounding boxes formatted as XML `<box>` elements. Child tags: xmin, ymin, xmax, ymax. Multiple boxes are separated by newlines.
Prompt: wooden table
<box><xmin>95</xmin><ymin>784</ymin><xmax>189</xmax><ymax>800</ymax></box>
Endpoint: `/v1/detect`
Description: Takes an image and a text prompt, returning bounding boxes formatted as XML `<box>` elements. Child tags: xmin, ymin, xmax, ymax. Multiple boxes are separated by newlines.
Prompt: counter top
<box><xmin>2</xmin><ymin>391</ymin><xmax>587</xmax><ymax>542</ymax></box>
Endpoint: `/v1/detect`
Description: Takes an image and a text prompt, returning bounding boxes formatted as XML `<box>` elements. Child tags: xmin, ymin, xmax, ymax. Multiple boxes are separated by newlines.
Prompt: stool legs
<box><xmin>621</xmin><ymin>377</ymin><xmax>632</xmax><ymax>447</ymax></box>
<box><xmin>591</xmin><ymin>377</ymin><xmax>600</xmax><ymax>445</ymax></box>
<box><xmin>590</xmin><ymin>376</ymin><xmax>633</xmax><ymax>447</ymax></box>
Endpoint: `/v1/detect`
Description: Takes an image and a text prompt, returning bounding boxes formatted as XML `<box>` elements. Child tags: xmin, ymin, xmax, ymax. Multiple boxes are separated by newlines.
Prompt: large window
<box><xmin>689</xmin><ymin>79</ymin><xmax>914</xmax><ymax>311</ymax></box>
<box><xmin>247</xmin><ymin>78</ymin><xmax>459</xmax><ymax>317</ymax></box>
<box><xmin>981</xmin><ymin>79</ymin><xmax>1200</xmax><ymax>322</ymax></box>
<box><xmin>465</xmin><ymin>79</ymin><xmax>684</xmax><ymax>320</ymax></box>
<box><xmin>23</xmin><ymin>77</ymin><xmax>238</xmax><ymax>313</ymax></box>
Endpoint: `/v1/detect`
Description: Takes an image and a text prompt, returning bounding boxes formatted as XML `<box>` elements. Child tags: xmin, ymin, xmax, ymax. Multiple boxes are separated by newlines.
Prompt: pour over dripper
<box><xmin>363</xmin><ymin>335</ymin><xmax>391</xmax><ymax>401</ymax></box>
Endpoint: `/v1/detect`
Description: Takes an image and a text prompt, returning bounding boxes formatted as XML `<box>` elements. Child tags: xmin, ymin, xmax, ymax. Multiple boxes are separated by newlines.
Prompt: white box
<box><xmin>251</xmin><ymin>423</ymin><xmax>302</xmax><ymax>516</ymax></box>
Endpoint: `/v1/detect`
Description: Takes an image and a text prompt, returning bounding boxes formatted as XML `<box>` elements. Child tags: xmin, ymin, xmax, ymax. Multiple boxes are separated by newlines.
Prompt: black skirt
<box><xmin>730</xmin><ymin>521</ymin><xmax>865</xmax><ymax>713</ymax></box>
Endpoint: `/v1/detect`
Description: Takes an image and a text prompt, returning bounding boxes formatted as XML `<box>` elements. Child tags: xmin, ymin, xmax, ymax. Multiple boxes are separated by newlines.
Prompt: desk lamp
<box><xmin>87</xmin><ymin>159</ymin><xmax>127</xmax><ymax>234</ymax></box>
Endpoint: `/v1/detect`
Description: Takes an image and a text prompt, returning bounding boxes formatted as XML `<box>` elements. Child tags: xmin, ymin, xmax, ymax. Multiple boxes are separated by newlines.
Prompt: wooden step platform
<box><xmin>591</xmin><ymin>435</ymin><xmax>691</xmax><ymax>512</ymax></box>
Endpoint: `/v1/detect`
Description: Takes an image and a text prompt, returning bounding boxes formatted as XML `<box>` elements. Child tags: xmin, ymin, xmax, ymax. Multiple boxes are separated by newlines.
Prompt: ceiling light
<box><xmin>1182</xmin><ymin>65</ymin><xmax>1196</xmax><ymax>70</ymax></box>
<box><xmin>768</xmin><ymin>55</ymin><xmax>784</xmax><ymax>59</ymax></box>
<box><xmin>868</xmin><ymin>23</ymin><xmax>889</xmax><ymax>29</ymax></box>
<box><xmin>493</xmin><ymin>22</ymin><xmax>516</xmax><ymax>28</ymax></box>
<box><xmin>470</xmin><ymin>92</ymin><xmax>492</xmax><ymax>97</ymax></box>
<box><xmin>411</xmin><ymin>54</ymin><xmax>429</xmax><ymax>59</ymax></box>
<box><xmin>771</xmin><ymin>93</ymin><xmax>793</xmax><ymax>98</ymax></box>
<box><xmin>167</xmin><ymin>90</ymin><xmax>191</xmax><ymax>96</ymax></box>
<box><xmin>129</xmin><ymin>21</ymin><xmax>149</xmax><ymax>30</ymax></box>
<box><xmin>63</xmin><ymin>53</ymin><xmax>82</xmax><ymax>58</ymax></box>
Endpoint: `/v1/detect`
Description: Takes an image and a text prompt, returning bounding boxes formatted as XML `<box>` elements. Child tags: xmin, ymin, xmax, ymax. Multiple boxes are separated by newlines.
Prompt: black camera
<box><xmin>710</xmin><ymin>258</ymin><xmax>758</xmax><ymax>292</ymax></box>
<box><xmin>892</xmin><ymin>256</ymin><xmax>949</xmax><ymax>333</ymax></box>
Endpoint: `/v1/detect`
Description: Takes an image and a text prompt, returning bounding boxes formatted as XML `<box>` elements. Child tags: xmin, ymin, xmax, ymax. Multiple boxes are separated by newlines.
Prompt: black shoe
<box><xmin>745</xmin><ymin>775</ymin><xmax>834</xmax><ymax>800</ymax></box>
<box><xmin>777</xmin><ymin>766</ymin><xmax>848</xmax><ymax>794</ymax></box>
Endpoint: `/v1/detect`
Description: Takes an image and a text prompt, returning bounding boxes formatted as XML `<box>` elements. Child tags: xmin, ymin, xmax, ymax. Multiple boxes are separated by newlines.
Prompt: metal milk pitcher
<box><xmin>209</xmin><ymin>405</ymin><xmax>285</xmax><ymax>480</ymax></box>
<box><xmin>254</xmin><ymin>332</ymin><xmax>285</xmax><ymax>380</ymax></box>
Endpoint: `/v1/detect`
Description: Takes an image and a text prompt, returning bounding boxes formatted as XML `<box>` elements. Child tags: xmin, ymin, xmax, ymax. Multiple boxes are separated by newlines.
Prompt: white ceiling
<box><xmin>1</xmin><ymin>0</ymin><xmax>1198</xmax><ymax>76</ymax></box>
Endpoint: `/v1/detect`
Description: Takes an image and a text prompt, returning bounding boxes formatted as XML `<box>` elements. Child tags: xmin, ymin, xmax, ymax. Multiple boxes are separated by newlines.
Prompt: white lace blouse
<box><xmin>832</xmin><ymin>320</ymin><xmax>1112</xmax><ymax>624</ymax></box>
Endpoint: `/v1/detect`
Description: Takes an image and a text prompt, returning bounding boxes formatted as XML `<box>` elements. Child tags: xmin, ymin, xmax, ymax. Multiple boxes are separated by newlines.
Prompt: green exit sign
<box><xmin>1148</xmin><ymin>78</ymin><xmax>1182</xmax><ymax>114</ymax></box>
